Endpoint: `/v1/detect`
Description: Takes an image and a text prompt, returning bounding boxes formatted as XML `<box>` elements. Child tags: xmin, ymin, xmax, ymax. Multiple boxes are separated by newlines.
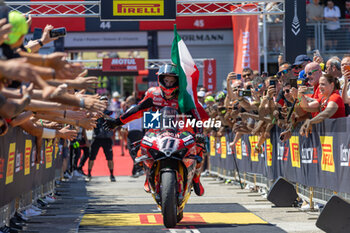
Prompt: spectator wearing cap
<box><xmin>324</xmin><ymin>0</ymin><xmax>341</xmax><ymax>51</ymax></box>
<box><xmin>325</xmin><ymin>56</ymin><xmax>342</xmax><ymax>79</ymax></box>
<box><xmin>197</xmin><ymin>90</ymin><xmax>206</xmax><ymax>107</ymax></box>
<box><xmin>204</xmin><ymin>96</ymin><xmax>215</xmax><ymax>107</ymax></box>
<box><xmin>292</xmin><ymin>55</ymin><xmax>312</xmax><ymax>77</ymax></box>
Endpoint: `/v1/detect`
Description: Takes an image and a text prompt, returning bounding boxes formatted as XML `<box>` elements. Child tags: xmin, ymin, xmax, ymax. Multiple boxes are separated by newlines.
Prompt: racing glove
<box><xmin>103</xmin><ymin>118</ymin><xmax>123</xmax><ymax>130</ymax></box>
<box><xmin>195</xmin><ymin>133</ymin><xmax>206</xmax><ymax>144</ymax></box>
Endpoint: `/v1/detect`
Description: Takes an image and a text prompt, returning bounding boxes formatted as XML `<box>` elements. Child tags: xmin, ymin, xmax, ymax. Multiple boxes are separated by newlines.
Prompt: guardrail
<box><xmin>0</xmin><ymin>127</ymin><xmax>61</xmax><ymax>228</ymax></box>
<box><xmin>207</xmin><ymin>117</ymin><xmax>350</xmax><ymax>208</ymax></box>
<box><xmin>261</xmin><ymin>19</ymin><xmax>350</xmax><ymax>61</ymax></box>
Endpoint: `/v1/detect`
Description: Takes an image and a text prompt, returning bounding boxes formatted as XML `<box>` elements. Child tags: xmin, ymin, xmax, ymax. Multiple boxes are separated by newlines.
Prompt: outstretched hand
<box><xmin>103</xmin><ymin>118</ymin><xmax>120</xmax><ymax>131</ymax></box>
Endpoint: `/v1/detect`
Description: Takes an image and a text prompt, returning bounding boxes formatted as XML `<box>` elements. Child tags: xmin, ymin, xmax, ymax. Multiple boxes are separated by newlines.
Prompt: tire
<box><xmin>161</xmin><ymin>172</ymin><xmax>177</xmax><ymax>228</ymax></box>
<box><xmin>177</xmin><ymin>210</ymin><xmax>183</xmax><ymax>223</ymax></box>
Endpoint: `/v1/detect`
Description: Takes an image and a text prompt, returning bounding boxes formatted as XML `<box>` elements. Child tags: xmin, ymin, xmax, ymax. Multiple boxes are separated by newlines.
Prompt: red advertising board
<box><xmin>102</xmin><ymin>58</ymin><xmax>145</xmax><ymax>72</ymax></box>
<box><xmin>232</xmin><ymin>4</ymin><xmax>260</xmax><ymax>74</ymax></box>
<box><xmin>203</xmin><ymin>59</ymin><xmax>216</xmax><ymax>92</ymax></box>
<box><xmin>139</xmin><ymin>16</ymin><xmax>232</xmax><ymax>30</ymax></box>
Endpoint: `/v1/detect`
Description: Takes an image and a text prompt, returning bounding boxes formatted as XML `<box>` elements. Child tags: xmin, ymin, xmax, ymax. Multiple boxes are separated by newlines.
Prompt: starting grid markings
<box><xmin>80</xmin><ymin>212</ymin><xmax>268</xmax><ymax>226</ymax></box>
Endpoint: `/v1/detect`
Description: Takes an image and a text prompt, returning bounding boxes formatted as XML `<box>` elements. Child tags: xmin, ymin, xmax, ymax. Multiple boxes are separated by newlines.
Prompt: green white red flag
<box><xmin>171</xmin><ymin>25</ymin><xmax>209</xmax><ymax>120</ymax></box>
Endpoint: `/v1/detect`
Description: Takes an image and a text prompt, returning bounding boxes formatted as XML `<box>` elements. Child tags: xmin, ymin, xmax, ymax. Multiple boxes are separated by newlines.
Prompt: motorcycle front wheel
<box><xmin>161</xmin><ymin>172</ymin><xmax>177</xmax><ymax>228</ymax></box>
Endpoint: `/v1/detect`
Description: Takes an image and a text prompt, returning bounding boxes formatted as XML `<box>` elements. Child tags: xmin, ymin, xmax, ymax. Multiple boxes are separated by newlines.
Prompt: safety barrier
<box><xmin>208</xmin><ymin>117</ymin><xmax>350</xmax><ymax>205</ymax></box>
<box><xmin>0</xmin><ymin>126</ymin><xmax>61</xmax><ymax>227</ymax></box>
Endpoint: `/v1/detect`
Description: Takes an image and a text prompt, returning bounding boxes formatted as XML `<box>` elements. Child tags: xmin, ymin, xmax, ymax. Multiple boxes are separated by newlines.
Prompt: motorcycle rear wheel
<box><xmin>161</xmin><ymin>172</ymin><xmax>177</xmax><ymax>228</ymax></box>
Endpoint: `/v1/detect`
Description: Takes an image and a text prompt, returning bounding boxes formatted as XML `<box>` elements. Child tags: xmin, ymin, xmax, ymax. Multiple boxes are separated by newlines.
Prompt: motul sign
<box><xmin>103</xmin><ymin>58</ymin><xmax>145</xmax><ymax>72</ymax></box>
<box><xmin>203</xmin><ymin>59</ymin><xmax>216</xmax><ymax>91</ymax></box>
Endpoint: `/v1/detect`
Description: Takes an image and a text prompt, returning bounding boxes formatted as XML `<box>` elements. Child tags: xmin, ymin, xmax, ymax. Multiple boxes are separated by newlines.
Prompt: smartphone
<box><xmin>0</xmin><ymin>6</ymin><xmax>9</xmax><ymax>20</ymax></box>
<box><xmin>290</xmin><ymin>78</ymin><xmax>298</xmax><ymax>88</ymax></box>
<box><xmin>236</xmin><ymin>74</ymin><xmax>242</xmax><ymax>80</ymax></box>
<box><xmin>49</xmin><ymin>27</ymin><xmax>67</xmax><ymax>38</ymax></box>
<box><xmin>238</xmin><ymin>90</ymin><xmax>251</xmax><ymax>97</ymax></box>
<box><xmin>269</xmin><ymin>80</ymin><xmax>276</xmax><ymax>87</ymax></box>
<box><xmin>304</xmin><ymin>87</ymin><xmax>314</xmax><ymax>95</ymax></box>
<box><xmin>344</xmin><ymin>65</ymin><xmax>350</xmax><ymax>72</ymax></box>
<box><xmin>33</xmin><ymin>28</ymin><xmax>42</xmax><ymax>40</ymax></box>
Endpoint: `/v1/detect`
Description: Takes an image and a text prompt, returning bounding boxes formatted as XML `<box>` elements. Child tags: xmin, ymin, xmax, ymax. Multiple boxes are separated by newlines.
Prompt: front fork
<box><xmin>152</xmin><ymin>160</ymin><xmax>185</xmax><ymax>206</ymax></box>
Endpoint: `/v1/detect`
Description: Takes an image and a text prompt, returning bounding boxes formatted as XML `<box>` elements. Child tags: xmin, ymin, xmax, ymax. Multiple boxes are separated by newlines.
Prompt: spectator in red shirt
<box><xmin>299</xmin><ymin>73</ymin><xmax>345</xmax><ymax>137</ymax></box>
<box><xmin>305</xmin><ymin>62</ymin><xmax>323</xmax><ymax>100</ymax></box>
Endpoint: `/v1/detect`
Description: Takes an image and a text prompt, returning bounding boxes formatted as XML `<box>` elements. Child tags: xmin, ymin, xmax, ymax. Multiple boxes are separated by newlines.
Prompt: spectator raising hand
<box><xmin>0</xmin><ymin>18</ymin><xmax>11</xmax><ymax>45</ymax></box>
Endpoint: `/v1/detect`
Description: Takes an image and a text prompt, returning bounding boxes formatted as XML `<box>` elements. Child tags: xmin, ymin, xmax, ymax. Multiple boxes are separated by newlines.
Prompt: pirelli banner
<box><xmin>0</xmin><ymin>127</ymin><xmax>61</xmax><ymax>207</ymax></box>
<box><xmin>100</xmin><ymin>0</ymin><xmax>176</xmax><ymax>21</ymax></box>
<box><xmin>209</xmin><ymin>117</ymin><xmax>350</xmax><ymax>194</ymax></box>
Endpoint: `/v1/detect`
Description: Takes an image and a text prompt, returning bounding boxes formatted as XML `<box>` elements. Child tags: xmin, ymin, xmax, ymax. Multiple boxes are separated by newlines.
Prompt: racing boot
<box><xmin>192</xmin><ymin>142</ymin><xmax>205</xmax><ymax>196</ymax></box>
<box><xmin>144</xmin><ymin>177</ymin><xmax>151</xmax><ymax>193</ymax></box>
<box><xmin>192</xmin><ymin>173</ymin><xmax>204</xmax><ymax>196</ymax></box>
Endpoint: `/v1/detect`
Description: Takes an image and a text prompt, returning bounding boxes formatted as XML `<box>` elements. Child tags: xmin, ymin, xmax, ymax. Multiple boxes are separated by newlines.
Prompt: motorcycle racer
<box><xmin>104</xmin><ymin>63</ymin><xmax>206</xmax><ymax>196</ymax></box>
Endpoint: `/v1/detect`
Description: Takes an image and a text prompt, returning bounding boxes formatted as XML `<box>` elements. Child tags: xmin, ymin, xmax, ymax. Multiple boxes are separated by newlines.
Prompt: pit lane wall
<box><xmin>208</xmin><ymin>117</ymin><xmax>350</xmax><ymax>195</ymax></box>
<box><xmin>0</xmin><ymin>126</ymin><xmax>61</xmax><ymax>207</ymax></box>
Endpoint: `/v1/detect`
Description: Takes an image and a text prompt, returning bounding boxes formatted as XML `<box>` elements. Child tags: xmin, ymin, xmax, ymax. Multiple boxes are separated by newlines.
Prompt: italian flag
<box><xmin>171</xmin><ymin>25</ymin><xmax>209</xmax><ymax>120</ymax></box>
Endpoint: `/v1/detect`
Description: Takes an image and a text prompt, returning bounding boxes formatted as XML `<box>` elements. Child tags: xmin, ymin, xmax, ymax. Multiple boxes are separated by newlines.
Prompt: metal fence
<box><xmin>262</xmin><ymin>19</ymin><xmax>350</xmax><ymax>62</ymax></box>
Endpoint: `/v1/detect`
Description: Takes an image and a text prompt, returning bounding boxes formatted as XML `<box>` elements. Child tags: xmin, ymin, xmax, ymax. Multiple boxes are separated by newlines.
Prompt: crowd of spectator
<box><xmin>198</xmin><ymin>52</ymin><xmax>350</xmax><ymax>166</ymax></box>
<box><xmin>0</xmin><ymin>3</ymin><xmax>111</xmax><ymax>231</ymax></box>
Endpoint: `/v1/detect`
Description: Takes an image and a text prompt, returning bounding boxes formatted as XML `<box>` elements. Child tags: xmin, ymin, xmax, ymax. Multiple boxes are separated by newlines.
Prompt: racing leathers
<box><xmin>104</xmin><ymin>86</ymin><xmax>206</xmax><ymax>196</ymax></box>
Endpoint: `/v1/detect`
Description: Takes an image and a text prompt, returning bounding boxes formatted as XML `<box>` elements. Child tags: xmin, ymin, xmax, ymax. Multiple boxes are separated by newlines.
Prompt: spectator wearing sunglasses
<box><xmin>298</xmin><ymin>63</ymin><xmax>325</xmax><ymax>117</ymax></box>
<box><xmin>277</xmin><ymin>83</ymin><xmax>293</xmax><ymax>107</ymax></box>
<box><xmin>292</xmin><ymin>55</ymin><xmax>312</xmax><ymax>77</ymax></box>
<box><xmin>242</xmin><ymin>67</ymin><xmax>253</xmax><ymax>83</ymax></box>
<box><xmin>277</xmin><ymin>62</ymin><xmax>293</xmax><ymax>84</ymax></box>
<box><xmin>304</xmin><ymin>62</ymin><xmax>323</xmax><ymax>100</ymax></box>
<box><xmin>276</xmin><ymin>62</ymin><xmax>293</xmax><ymax>107</ymax></box>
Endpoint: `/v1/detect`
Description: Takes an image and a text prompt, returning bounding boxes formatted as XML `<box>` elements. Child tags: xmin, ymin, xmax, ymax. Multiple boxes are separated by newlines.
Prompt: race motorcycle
<box><xmin>134</xmin><ymin>107</ymin><xmax>203</xmax><ymax>228</ymax></box>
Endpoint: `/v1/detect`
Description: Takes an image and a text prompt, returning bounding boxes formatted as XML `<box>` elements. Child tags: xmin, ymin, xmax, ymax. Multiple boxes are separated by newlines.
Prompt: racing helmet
<box><xmin>158</xmin><ymin>64</ymin><xmax>179</xmax><ymax>96</ymax></box>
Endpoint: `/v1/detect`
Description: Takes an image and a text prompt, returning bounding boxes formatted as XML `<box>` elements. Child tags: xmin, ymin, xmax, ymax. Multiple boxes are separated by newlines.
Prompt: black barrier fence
<box><xmin>0</xmin><ymin>126</ymin><xmax>61</xmax><ymax>208</ymax></box>
<box><xmin>209</xmin><ymin>117</ymin><xmax>350</xmax><ymax>194</ymax></box>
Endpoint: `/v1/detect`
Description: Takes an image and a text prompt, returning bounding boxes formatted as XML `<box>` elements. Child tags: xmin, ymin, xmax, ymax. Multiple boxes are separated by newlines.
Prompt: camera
<box><xmin>238</xmin><ymin>90</ymin><xmax>251</xmax><ymax>97</ymax></box>
<box><xmin>49</xmin><ymin>27</ymin><xmax>67</xmax><ymax>38</ymax></box>
<box><xmin>236</xmin><ymin>74</ymin><xmax>242</xmax><ymax>80</ymax></box>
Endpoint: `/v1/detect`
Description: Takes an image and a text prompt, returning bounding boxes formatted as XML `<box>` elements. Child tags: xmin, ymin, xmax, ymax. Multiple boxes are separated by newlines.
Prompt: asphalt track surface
<box><xmin>79</xmin><ymin>203</ymin><xmax>284</xmax><ymax>233</ymax></box>
<box><xmin>22</xmin><ymin>175</ymin><xmax>322</xmax><ymax>233</ymax></box>
<box><xmin>77</xmin><ymin>176</ymin><xmax>285</xmax><ymax>233</ymax></box>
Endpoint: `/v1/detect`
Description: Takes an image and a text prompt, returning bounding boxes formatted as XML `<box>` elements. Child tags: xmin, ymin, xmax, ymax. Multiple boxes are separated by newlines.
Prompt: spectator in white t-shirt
<box><xmin>324</xmin><ymin>0</ymin><xmax>341</xmax><ymax>51</ymax></box>
<box><xmin>306</xmin><ymin>0</ymin><xmax>324</xmax><ymax>51</ymax></box>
